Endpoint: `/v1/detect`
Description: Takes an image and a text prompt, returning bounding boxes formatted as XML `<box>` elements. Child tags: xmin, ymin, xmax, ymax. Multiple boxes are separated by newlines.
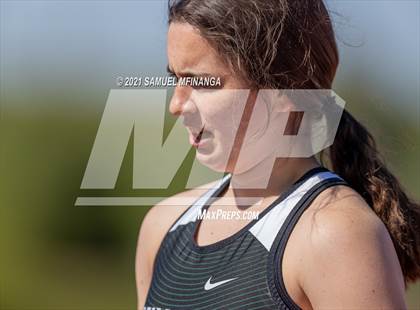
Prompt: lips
<box><xmin>194</xmin><ymin>127</ymin><xmax>204</xmax><ymax>144</ymax></box>
<box><xmin>189</xmin><ymin>127</ymin><xmax>213</xmax><ymax>147</ymax></box>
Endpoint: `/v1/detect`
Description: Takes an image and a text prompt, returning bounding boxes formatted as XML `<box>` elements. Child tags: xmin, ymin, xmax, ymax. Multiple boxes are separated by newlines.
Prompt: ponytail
<box><xmin>328</xmin><ymin>109</ymin><xmax>420</xmax><ymax>284</ymax></box>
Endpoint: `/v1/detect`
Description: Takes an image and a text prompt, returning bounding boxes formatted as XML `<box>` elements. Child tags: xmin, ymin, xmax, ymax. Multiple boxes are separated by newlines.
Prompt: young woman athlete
<box><xmin>136</xmin><ymin>0</ymin><xmax>420</xmax><ymax>309</ymax></box>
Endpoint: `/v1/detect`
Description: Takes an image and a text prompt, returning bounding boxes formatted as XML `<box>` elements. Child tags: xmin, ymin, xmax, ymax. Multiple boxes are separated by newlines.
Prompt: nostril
<box><xmin>169</xmin><ymin>104</ymin><xmax>180</xmax><ymax>116</ymax></box>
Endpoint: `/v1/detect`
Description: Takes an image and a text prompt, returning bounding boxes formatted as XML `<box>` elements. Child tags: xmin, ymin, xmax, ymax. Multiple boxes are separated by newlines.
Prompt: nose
<box><xmin>169</xmin><ymin>85</ymin><xmax>195</xmax><ymax>116</ymax></box>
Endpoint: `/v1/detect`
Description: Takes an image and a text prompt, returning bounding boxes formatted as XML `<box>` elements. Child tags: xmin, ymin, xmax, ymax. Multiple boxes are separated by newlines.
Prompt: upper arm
<box><xmin>299</xmin><ymin>188</ymin><xmax>406</xmax><ymax>309</ymax></box>
<box><xmin>135</xmin><ymin>205</ymin><xmax>165</xmax><ymax>309</ymax></box>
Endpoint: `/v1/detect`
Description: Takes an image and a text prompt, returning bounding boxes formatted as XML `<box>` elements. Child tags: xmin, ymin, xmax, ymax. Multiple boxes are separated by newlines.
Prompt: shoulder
<box><xmin>296</xmin><ymin>184</ymin><xmax>396</xmax><ymax>265</ymax></box>
<box><xmin>288</xmin><ymin>184</ymin><xmax>406</xmax><ymax>308</ymax></box>
<box><xmin>302</xmin><ymin>184</ymin><xmax>385</xmax><ymax>243</ymax></box>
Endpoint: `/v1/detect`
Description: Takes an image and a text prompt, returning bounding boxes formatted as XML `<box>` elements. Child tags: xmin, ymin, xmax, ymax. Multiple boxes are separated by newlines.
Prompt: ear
<box><xmin>269</xmin><ymin>92</ymin><xmax>303</xmax><ymax>136</ymax></box>
<box><xmin>271</xmin><ymin>92</ymin><xmax>295</xmax><ymax>114</ymax></box>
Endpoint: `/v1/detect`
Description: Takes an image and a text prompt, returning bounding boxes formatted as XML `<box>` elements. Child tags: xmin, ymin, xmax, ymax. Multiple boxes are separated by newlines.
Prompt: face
<box><xmin>167</xmin><ymin>22</ymin><xmax>288</xmax><ymax>174</ymax></box>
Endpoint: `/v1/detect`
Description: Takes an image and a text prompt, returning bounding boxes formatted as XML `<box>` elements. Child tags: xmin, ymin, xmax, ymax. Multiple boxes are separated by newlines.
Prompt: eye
<box><xmin>192</xmin><ymin>85</ymin><xmax>219</xmax><ymax>92</ymax></box>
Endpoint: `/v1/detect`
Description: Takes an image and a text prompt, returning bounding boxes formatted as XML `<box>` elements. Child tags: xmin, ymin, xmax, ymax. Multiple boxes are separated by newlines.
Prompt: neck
<box><xmin>227</xmin><ymin>156</ymin><xmax>320</xmax><ymax>207</ymax></box>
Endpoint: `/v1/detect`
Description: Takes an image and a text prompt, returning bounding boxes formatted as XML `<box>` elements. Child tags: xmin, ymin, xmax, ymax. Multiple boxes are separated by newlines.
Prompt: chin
<box><xmin>195</xmin><ymin>142</ymin><xmax>230</xmax><ymax>172</ymax></box>
<box><xmin>195</xmin><ymin>142</ymin><xmax>256</xmax><ymax>174</ymax></box>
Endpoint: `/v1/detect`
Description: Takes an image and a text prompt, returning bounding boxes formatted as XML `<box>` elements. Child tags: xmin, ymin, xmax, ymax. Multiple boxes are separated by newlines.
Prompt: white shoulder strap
<box><xmin>249</xmin><ymin>172</ymin><xmax>342</xmax><ymax>251</ymax></box>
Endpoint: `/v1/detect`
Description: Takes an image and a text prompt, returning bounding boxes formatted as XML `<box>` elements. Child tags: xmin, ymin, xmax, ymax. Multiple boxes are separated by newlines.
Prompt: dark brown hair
<box><xmin>168</xmin><ymin>0</ymin><xmax>420</xmax><ymax>284</ymax></box>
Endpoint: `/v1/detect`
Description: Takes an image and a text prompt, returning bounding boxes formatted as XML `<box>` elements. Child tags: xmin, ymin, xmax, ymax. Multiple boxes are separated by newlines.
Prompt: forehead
<box><xmin>167</xmin><ymin>22</ymin><xmax>227</xmax><ymax>73</ymax></box>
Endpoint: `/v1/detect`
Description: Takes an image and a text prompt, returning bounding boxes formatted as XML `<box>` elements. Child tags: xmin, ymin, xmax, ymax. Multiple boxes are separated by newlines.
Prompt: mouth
<box><xmin>194</xmin><ymin>127</ymin><xmax>205</xmax><ymax>144</ymax></box>
<box><xmin>189</xmin><ymin>126</ymin><xmax>213</xmax><ymax>148</ymax></box>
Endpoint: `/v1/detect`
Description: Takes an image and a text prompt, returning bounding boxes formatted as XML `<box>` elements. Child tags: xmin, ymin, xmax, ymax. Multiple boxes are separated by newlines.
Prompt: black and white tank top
<box><xmin>144</xmin><ymin>167</ymin><xmax>347</xmax><ymax>310</ymax></box>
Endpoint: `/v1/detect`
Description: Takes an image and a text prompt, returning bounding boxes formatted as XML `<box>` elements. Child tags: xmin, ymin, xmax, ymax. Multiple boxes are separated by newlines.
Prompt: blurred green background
<box><xmin>1</xmin><ymin>1</ymin><xmax>419</xmax><ymax>309</ymax></box>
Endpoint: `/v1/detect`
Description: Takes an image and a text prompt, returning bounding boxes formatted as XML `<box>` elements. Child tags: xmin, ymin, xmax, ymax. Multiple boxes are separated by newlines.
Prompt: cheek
<box><xmin>192</xmin><ymin>90</ymin><xmax>250</xmax><ymax>137</ymax></box>
<box><xmin>244</xmin><ymin>99</ymin><xmax>270</xmax><ymax>140</ymax></box>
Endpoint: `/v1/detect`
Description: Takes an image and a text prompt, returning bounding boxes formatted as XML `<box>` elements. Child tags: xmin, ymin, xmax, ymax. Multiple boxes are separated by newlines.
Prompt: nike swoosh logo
<box><xmin>204</xmin><ymin>276</ymin><xmax>238</xmax><ymax>290</ymax></box>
